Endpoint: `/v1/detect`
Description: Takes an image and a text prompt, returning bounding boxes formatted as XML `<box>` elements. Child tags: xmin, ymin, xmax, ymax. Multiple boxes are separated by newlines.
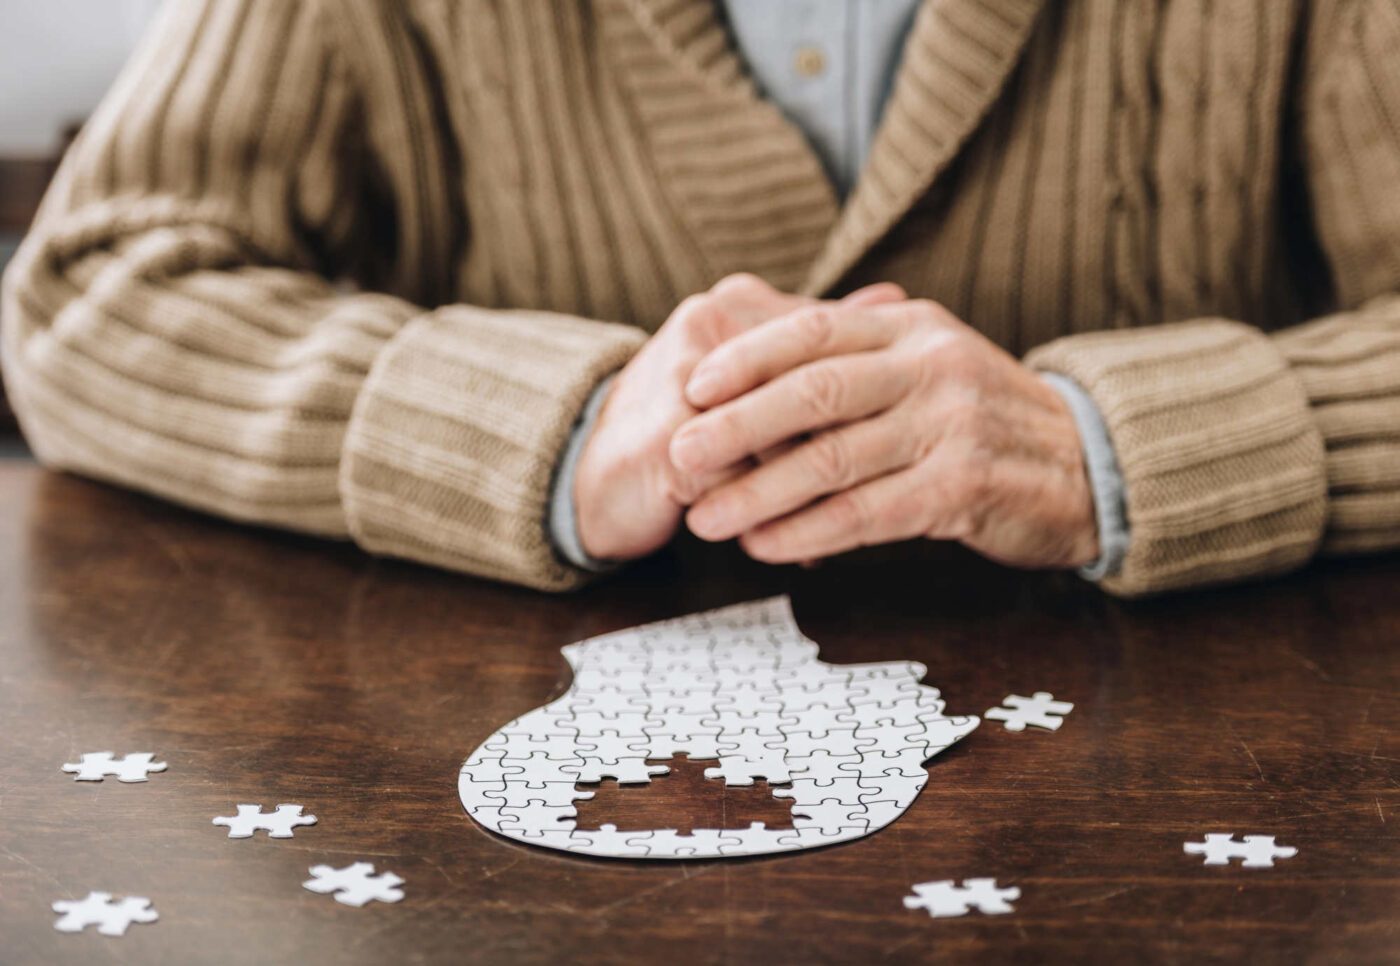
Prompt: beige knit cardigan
<box><xmin>3</xmin><ymin>0</ymin><xmax>1399</xmax><ymax>595</ymax></box>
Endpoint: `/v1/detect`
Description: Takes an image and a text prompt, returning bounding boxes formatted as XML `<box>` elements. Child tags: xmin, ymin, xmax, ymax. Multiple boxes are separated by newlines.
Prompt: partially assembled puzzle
<box><xmin>459</xmin><ymin>596</ymin><xmax>980</xmax><ymax>858</ymax></box>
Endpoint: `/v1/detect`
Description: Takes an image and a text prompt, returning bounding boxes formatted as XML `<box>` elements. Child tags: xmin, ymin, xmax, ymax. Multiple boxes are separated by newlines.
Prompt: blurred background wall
<box><xmin>0</xmin><ymin>0</ymin><xmax>162</xmax><ymax>157</ymax></box>
<box><xmin>0</xmin><ymin>0</ymin><xmax>163</xmax><ymax>434</ymax></box>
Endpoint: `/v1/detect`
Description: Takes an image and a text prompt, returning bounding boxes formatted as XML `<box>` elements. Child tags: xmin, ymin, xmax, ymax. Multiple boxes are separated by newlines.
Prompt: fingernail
<box><xmin>686</xmin><ymin>367</ymin><xmax>721</xmax><ymax>406</ymax></box>
<box><xmin>670</xmin><ymin>428</ymin><xmax>708</xmax><ymax>472</ymax></box>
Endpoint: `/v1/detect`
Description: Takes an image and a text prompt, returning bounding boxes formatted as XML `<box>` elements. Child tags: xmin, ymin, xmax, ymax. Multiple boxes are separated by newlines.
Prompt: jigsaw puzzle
<box><xmin>61</xmin><ymin>752</ymin><xmax>167</xmax><ymax>782</ymax></box>
<box><xmin>903</xmin><ymin>879</ymin><xmax>1020</xmax><ymax>917</ymax></box>
<box><xmin>459</xmin><ymin>596</ymin><xmax>979</xmax><ymax>859</ymax></box>
<box><xmin>984</xmin><ymin>692</ymin><xmax>1073</xmax><ymax>732</ymax></box>
<box><xmin>52</xmin><ymin>892</ymin><xmax>158</xmax><ymax>936</ymax></box>
<box><xmin>1184</xmin><ymin>833</ymin><xmax>1298</xmax><ymax>867</ymax></box>
<box><xmin>213</xmin><ymin>804</ymin><xmax>317</xmax><ymax>839</ymax></box>
<box><xmin>303</xmin><ymin>863</ymin><xmax>405</xmax><ymax>906</ymax></box>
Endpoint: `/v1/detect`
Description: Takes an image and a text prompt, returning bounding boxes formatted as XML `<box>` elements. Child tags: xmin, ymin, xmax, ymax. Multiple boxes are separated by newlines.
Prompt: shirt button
<box><xmin>793</xmin><ymin>46</ymin><xmax>826</xmax><ymax>78</ymax></box>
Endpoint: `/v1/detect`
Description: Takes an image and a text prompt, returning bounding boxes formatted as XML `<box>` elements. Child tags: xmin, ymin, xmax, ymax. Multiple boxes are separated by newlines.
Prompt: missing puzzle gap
<box><xmin>572</xmin><ymin>755</ymin><xmax>797</xmax><ymax>833</ymax></box>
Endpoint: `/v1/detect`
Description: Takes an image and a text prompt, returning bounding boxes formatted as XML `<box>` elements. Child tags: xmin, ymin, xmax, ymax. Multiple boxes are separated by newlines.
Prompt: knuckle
<box><xmin>725</xmin><ymin>479</ymin><xmax>760</xmax><ymax>517</ymax></box>
<box><xmin>828</xmin><ymin>489</ymin><xmax>872</xmax><ymax>536</ymax></box>
<box><xmin>791</xmin><ymin>305</ymin><xmax>836</xmax><ymax>352</ymax></box>
<box><xmin>711</xmin><ymin>272</ymin><xmax>771</xmax><ymax>300</ymax></box>
<box><xmin>795</xmin><ymin>363</ymin><xmax>846</xmax><ymax>421</ymax></box>
<box><xmin>910</xmin><ymin>333</ymin><xmax>957</xmax><ymax>383</ymax></box>
<box><xmin>713</xmin><ymin>406</ymin><xmax>751</xmax><ymax>452</ymax></box>
<box><xmin>942</xmin><ymin>396</ymin><xmax>988</xmax><ymax>441</ymax></box>
<box><xmin>947</xmin><ymin>335</ymin><xmax>984</xmax><ymax>372</ymax></box>
<box><xmin>669</xmin><ymin>293</ymin><xmax>710</xmax><ymax>330</ymax></box>
<box><xmin>806</xmin><ymin>432</ymin><xmax>853</xmax><ymax>489</ymax></box>
<box><xmin>907</xmin><ymin>298</ymin><xmax>955</xmax><ymax>329</ymax></box>
<box><xmin>877</xmin><ymin>492</ymin><xmax>922</xmax><ymax>535</ymax></box>
<box><xmin>665</xmin><ymin>465</ymin><xmax>699</xmax><ymax>506</ymax></box>
<box><xmin>671</xmin><ymin>295</ymin><xmax>727</xmax><ymax>346</ymax></box>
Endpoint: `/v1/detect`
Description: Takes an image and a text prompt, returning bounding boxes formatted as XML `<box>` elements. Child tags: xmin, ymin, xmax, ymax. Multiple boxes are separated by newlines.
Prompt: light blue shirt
<box><xmin>723</xmin><ymin>0</ymin><xmax>923</xmax><ymax>196</ymax></box>
<box><xmin>550</xmin><ymin>0</ymin><xmax>1129</xmax><ymax>580</ymax></box>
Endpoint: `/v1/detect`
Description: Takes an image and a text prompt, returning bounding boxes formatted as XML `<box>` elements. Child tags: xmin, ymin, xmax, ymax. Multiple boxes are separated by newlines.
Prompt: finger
<box><xmin>686</xmin><ymin>301</ymin><xmax>912</xmax><ymax>409</ymax></box>
<box><xmin>670</xmin><ymin>351</ymin><xmax>911</xmax><ymax>475</ymax></box>
<box><xmin>685</xmin><ymin>416</ymin><xmax>915</xmax><ymax>541</ymax></box>
<box><xmin>738</xmin><ymin>465</ymin><xmax>931</xmax><ymax>563</ymax></box>
<box><xmin>667</xmin><ymin>456</ymin><xmax>753</xmax><ymax>507</ymax></box>
<box><xmin>840</xmin><ymin>282</ymin><xmax>906</xmax><ymax>307</ymax></box>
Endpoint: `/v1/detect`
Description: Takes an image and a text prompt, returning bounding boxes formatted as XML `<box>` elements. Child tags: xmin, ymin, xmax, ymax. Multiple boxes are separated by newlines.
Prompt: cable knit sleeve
<box><xmin>1027</xmin><ymin>0</ymin><xmax>1400</xmax><ymax>597</ymax></box>
<box><xmin>0</xmin><ymin>0</ymin><xmax>644</xmax><ymax>591</ymax></box>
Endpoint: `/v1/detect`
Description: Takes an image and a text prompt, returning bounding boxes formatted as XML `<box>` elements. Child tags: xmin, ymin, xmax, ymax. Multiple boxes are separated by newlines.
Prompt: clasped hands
<box><xmin>574</xmin><ymin>274</ymin><xmax>1099</xmax><ymax>572</ymax></box>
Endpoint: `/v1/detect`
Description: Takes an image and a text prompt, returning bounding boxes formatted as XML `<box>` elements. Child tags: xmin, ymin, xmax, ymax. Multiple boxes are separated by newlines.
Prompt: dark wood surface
<box><xmin>1</xmin><ymin>460</ymin><xmax>1397</xmax><ymax>965</ymax></box>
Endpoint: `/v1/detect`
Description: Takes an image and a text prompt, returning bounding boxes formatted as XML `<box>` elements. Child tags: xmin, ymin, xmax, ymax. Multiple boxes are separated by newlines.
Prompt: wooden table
<box><xmin>2</xmin><ymin>460</ymin><xmax>1397</xmax><ymax>965</ymax></box>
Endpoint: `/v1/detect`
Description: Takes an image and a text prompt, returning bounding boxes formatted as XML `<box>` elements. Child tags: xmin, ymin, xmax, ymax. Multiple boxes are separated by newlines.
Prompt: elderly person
<box><xmin>3</xmin><ymin>0</ymin><xmax>1397</xmax><ymax>596</ymax></box>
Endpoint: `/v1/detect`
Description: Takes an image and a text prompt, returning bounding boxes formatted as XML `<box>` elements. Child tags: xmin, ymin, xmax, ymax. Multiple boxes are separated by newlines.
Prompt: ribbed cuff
<box><xmin>1273</xmin><ymin>294</ymin><xmax>1400</xmax><ymax>557</ymax></box>
<box><xmin>1027</xmin><ymin>320</ymin><xmax>1327</xmax><ymax>597</ymax></box>
<box><xmin>340</xmin><ymin>305</ymin><xmax>646</xmax><ymax>591</ymax></box>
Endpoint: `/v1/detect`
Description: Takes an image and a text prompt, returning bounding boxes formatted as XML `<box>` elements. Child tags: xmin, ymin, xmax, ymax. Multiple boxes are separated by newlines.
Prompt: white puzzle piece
<box><xmin>1184</xmin><ymin>833</ymin><xmax>1298</xmax><ymax>867</ymax></box>
<box><xmin>61</xmin><ymin>752</ymin><xmax>167</xmax><ymax>782</ymax></box>
<box><xmin>52</xmin><ymin>892</ymin><xmax>158</xmax><ymax>936</ymax></box>
<box><xmin>303</xmin><ymin>863</ymin><xmax>405</xmax><ymax>906</ymax></box>
<box><xmin>904</xmin><ymin>878</ymin><xmax>1020</xmax><ymax>917</ymax></box>
<box><xmin>459</xmin><ymin>596</ymin><xmax>979</xmax><ymax>859</ymax></box>
<box><xmin>213</xmin><ymin>803</ymin><xmax>317</xmax><ymax>839</ymax></box>
<box><xmin>984</xmin><ymin>692</ymin><xmax>1074</xmax><ymax>732</ymax></box>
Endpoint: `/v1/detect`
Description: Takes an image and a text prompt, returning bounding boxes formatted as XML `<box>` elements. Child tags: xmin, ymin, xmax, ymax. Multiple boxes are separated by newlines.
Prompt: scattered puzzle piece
<box><xmin>303</xmin><ymin>863</ymin><xmax>405</xmax><ymax>906</ymax></box>
<box><xmin>458</xmin><ymin>597</ymin><xmax>979</xmax><ymax>859</ymax></box>
<box><xmin>1184</xmin><ymin>833</ymin><xmax>1298</xmax><ymax>867</ymax></box>
<box><xmin>904</xmin><ymin>879</ymin><xmax>1020</xmax><ymax>918</ymax></box>
<box><xmin>52</xmin><ymin>892</ymin><xmax>158</xmax><ymax>936</ymax></box>
<box><xmin>984</xmin><ymin>692</ymin><xmax>1074</xmax><ymax>732</ymax></box>
<box><xmin>212</xmin><ymin>803</ymin><xmax>317</xmax><ymax>839</ymax></box>
<box><xmin>61</xmin><ymin>752</ymin><xmax>167</xmax><ymax>783</ymax></box>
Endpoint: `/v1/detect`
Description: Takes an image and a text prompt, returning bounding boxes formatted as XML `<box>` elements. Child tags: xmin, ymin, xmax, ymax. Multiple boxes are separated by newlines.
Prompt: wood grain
<box><xmin>0</xmin><ymin>463</ymin><xmax>1396</xmax><ymax>965</ymax></box>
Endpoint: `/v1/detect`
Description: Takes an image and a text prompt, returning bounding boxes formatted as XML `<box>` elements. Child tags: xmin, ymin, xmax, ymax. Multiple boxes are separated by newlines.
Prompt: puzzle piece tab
<box><xmin>303</xmin><ymin>863</ymin><xmax>405</xmax><ymax>906</ymax></box>
<box><xmin>703</xmin><ymin>753</ymin><xmax>791</xmax><ymax>787</ymax></box>
<box><xmin>1184</xmin><ymin>833</ymin><xmax>1298</xmax><ymax>867</ymax></box>
<box><xmin>212</xmin><ymin>803</ymin><xmax>317</xmax><ymax>839</ymax></box>
<box><xmin>904</xmin><ymin>879</ymin><xmax>1020</xmax><ymax>918</ymax></box>
<box><xmin>984</xmin><ymin>692</ymin><xmax>1073</xmax><ymax>732</ymax></box>
<box><xmin>61</xmin><ymin>752</ymin><xmax>167</xmax><ymax>783</ymax></box>
<box><xmin>53</xmin><ymin>892</ymin><xmax>158</xmax><ymax>936</ymax></box>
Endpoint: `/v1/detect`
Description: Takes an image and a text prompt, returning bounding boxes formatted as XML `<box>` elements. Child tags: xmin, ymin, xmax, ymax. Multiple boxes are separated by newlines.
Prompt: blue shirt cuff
<box><xmin>547</xmin><ymin>373</ymin><xmax>621</xmax><ymax>572</ymax></box>
<box><xmin>1039</xmin><ymin>372</ymin><xmax>1130</xmax><ymax>581</ymax></box>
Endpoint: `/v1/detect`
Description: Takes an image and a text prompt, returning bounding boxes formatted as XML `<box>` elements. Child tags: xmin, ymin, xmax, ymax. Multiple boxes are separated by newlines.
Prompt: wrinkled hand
<box><xmin>574</xmin><ymin>275</ymin><xmax>903</xmax><ymax>562</ymax></box>
<box><xmin>668</xmin><ymin>298</ymin><xmax>1099</xmax><ymax>569</ymax></box>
